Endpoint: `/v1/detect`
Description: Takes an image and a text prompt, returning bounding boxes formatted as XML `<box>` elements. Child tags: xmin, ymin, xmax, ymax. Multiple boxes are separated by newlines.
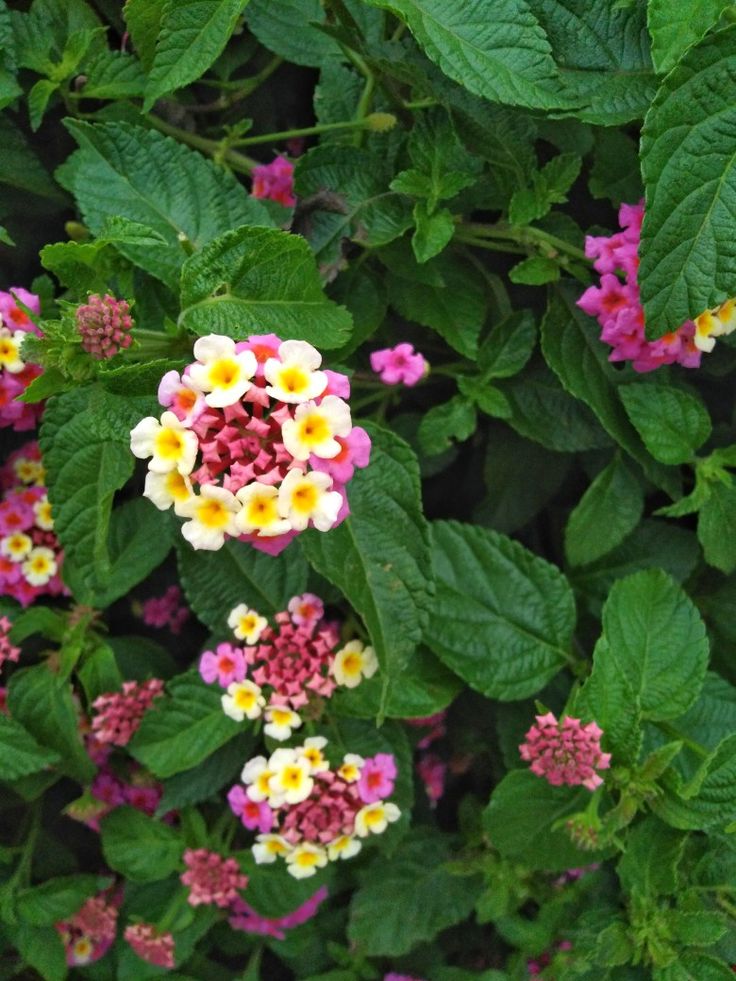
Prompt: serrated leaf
<box><xmin>62</xmin><ymin>120</ymin><xmax>272</xmax><ymax>290</ymax></box>
<box><xmin>653</xmin><ymin>733</ymin><xmax>736</xmax><ymax>830</ymax></box>
<box><xmin>245</xmin><ymin>0</ymin><xmax>342</xmax><ymax>67</ymax></box>
<box><xmin>178</xmin><ymin>225</ymin><xmax>352</xmax><ymax>348</ymax></box>
<box><xmin>16</xmin><ymin>875</ymin><xmax>104</xmax><ymax>926</ymax></box>
<box><xmin>129</xmin><ymin>671</ymin><xmax>240</xmax><ymax>778</ymax></box>
<box><xmin>301</xmin><ymin>425</ymin><xmax>432</xmax><ymax>715</ymax></box>
<box><xmin>144</xmin><ymin>0</ymin><xmax>250</xmax><ymax>110</ymax></box>
<box><xmin>95</xmin><ymin>498</ymin><xmax>175</xmax><ymax>608</ymax></box>
<box><xmin>619</xmin><ymin>382</ymin><xmax>711</xmax><ymax>465</ymax></box>
<box><xmin>426</xmin><ymin>520</ymin><xmax>576</xmax><ymax>700</ymax></box>
<box><xmin>177</xmin><ymin>537</ymin><xmax>308</xmax><ymax>634</ymax></box>
<box><xmin>509</xmin><ymin>256</ymin><xmax>560</xmax><ymax>285</ymax></box>
<box><xmin>418</xmin><ymin>395</ymin><xmax>476</xmax><ymax>455</ymax></box>
<box><xmin>698</xmin><ymin>481</ymin><xmax>736</xmax><ymax>573</ymax></box>
<box><xmin>28</xmin><ymin>78</ymin><xmax>58</xmax><ymax>131</ymax></box>
<box><xmin>640</xmin><ymin>25</ymin><xmax>736</xmax><ymax>334</ymax></box>
<box><xmin>411</xmin><ymin>203</ymin><xmax>455</xmax><ymax>263</ymax></box>
<box><xmin>616</xmin><ymin>817</ymin><xmax>685</xmax><ymax>896</ymax></box>
<box><xmin>124</xmin><ymin>0</ymin><xmax>165</xmax><ymax>69</ymax></box>
<box><xmin>457</xmin><ymin>378</ymin><xmax>511</xmax><ymax>418</ymax></box>
<box><xmin>156</xmin><ymin>733</ymin><xmax>253</xmax><ymax>815</ymax></box>
<box><xmin>13</xmin><ymin>925</ymin><xmax>66</xmax><ymax>981</ymax></box>
<box><xmin>81</xmin><ymin>49</ymin><xmax>147</xmax><ymax>99</ymax></box>
<box><xmin>478</xmin><ymin>311</ymin><xmax>536</xmax><ymax>379</ymax></box>
<box><xmin>0</xmin><ymin>714</ymin><xmax>60</xmax><ymax>781</ymax></box>
<box><xmin>565</xmin><ymin>455</ymin><xmax>644</xmax><ymax>567</ymax></box>
<box><xmin>647</xmin><ymin>0</ymin><xmax>726</xmax><ymax>74</ymax></box>
<box><xmin>101</xmin><ymin>806</ymin><xmax>183</xmax><ymax>881</ymax></box>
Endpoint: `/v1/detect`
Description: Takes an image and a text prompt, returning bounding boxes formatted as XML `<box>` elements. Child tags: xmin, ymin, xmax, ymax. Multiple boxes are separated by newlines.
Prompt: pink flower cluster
<box><xmin>0</xmin><ymin>484</ymin><xmax>66</xmax><ymax>607</ymax></box>
<box><xmin>91</xmin><ymin>679</ymin><xmax>164</xmax><ymax>746</ymax></box>
<box><xmin>180</xmin><ymin>848</ymin><xmax>248</xmax><ymax>908</ymax></box>
<box><xmin>370</xmin><ymin>343</ymin><xmax>427</xmax><ymax>386</ymax></box>
<box><xmin>0</xmin><ymin>287</ymin><xmax>44</xmax><ymax>431</ymax></box>
<box><xmin>0</xmin><ymin>441</ymin><xmax>44</xmax><ymax>491</ymax></box>
<box><xmin>131</xmin><ymin>334</ymin><xmax>371</xmax><ymax>556</ymax></box>
<box><xmin>519</xmin><ymin>712</ymin><xmax>611</xmax><ymax>792</ymax></box>
<box><xmin>90</xmin><ymin>766</ymin><xmax>164</xmax><ymax>822</ymax></box>
<box><xmin>407</xmin><ymin>712</ymin><xmax>447</xmax><ymax>805</ymax></box>
<box><xmin>0</xmin><ymin>616</ymin><xmax>20</xmax><ymax>674</ymax></box>
<box><xmin>76</xmin><ymin>293</ymin><xmax>134</xmax><ymax>360</ymax></box>
<box><xmin>140</xmin><ymin>584</ymin><xmax>189</xmax><ymax>634</ymax></box>
<box><xmin>578</xmin><ymin>202</ymin><xmax>701</xmax><ymax>372</ymax></box>
<box><xmin>55</xmin><ymin>892</ymin><xmax>119</xmax><ymax>967</ymax></box>
<box><xmin>229</xmin><ymin>885</ymin><xmax>328</xmax><ymax>939</ymax></box>
<box><xmin>124</xmin><ymin>923</ymin><xmax>175</xmax><ymax>969</ymax></box>
<box><xmin>251</xmin><ymin>156</ymin><xmax>296</xmax><ymax>207</ymax></box>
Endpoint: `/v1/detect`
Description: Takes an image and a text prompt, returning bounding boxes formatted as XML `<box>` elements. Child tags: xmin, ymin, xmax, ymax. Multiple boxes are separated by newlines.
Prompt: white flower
<box><xmin>268</xmin><ymin>755</ymin><xmax>313</xmax><ymax>804</ymax></box>
<box><xmin>337</xmin><ymin>753</ymin><xmax>364</xmax><ymax>783</ymax></box>
<box><xmin>143</xmin><ymin>469</ymin><xmax>194</xmax><ymax>515</ymax></box>
<box><xmin>178</xmin><ymin>484</ymin><xmax>240</xmax><ymax>550</ymax></box>
<box><xmin>264</xmin><ymin>340</ymin><xmax>328</xmax><ymax>403</ymax></box>
<box><xmin>281</xmin><ymin>396</ymin><xmax>352</xmax><ymax>461</ymax></box>
<box><xmin>285</xmin><ymin>843</ymin><xmax>328</xmax><ymax>878</ymax></box>
<box><xmin>242</xmin><ymin>756</ymin><xmax>276</xmax><ymax>803</ymax></box>
<box><xmin>235</xmin><ymin>482</ymin><xmax>293</xmax><ymax>537</ymax></box>
<box><xmin>327</xmin><ymin>835</ymin><xmax>362</xmax><ymax>861</ymax></box>
<box><xmin>263</xmin><ymin>704</ymin><xmax>302</xmax><ymax>741</ymax></box>
<box><xmin>0</xmin><ymin>533</ymin><xmax>32</xmax><ymax>563</ymax></box>
<box><xmin>278</xmin><ymin>469</ymin><xmax>342</xmax><ymax>532</ymax></box>
<box><xmin>188</xmin><ymin>334</ymin><xmax>257</xmax><ymax>407</ymax></box>
<box><xmin>32</xmin><ymin>496</ymin><xmax>54</xmax><ymax>531</ymax></box>
<box><xmin>21</xmin><ymin>546</ymin><xmax>57</xmax><ymax>586</ymax></box>
<box><xmin>331</xmin><ymin>639</ymin><xmax>378</xmax><ymax>688</ymax></box>
<box><xmin>221</xmin><ymin>680</ymin><xmax>265</xmax><ymax>722</ymax></box>
<box><xmin>130</xmin><ymin>411</ymin><xmax>198</xmax><ymax>475</ymax></box>
<box><xmin>298</xmin><ymin>736</ymin><xmax>329</xmax><ymax>773</ymax></box>
<box><xmin>252</xmin><ymin>834</ymin><xmax>291</xmax><ymax>865</ymax></box>
<box><xmin>354</xmin><ymin>801</ymin><xmax>401</xmax><ymax>838</ymax></box>
<box><xmin>228</xmin><ymin>603</ymin><xmax>268</xmax><ymax>643</ymax></box>
<box><xmin>0</xmin><ymin>328</ymin><xmax>26</xmax><ymax>374</ymax></box>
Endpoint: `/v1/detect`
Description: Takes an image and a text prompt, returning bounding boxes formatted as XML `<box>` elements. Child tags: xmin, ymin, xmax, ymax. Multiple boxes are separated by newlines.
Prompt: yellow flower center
<box><xmin>165</xmin><ymin>471</ymin><xmax>190</xmax><ymax>500</ymax></box>
<box><xmin>209</xmin><ymin>358</ymin><xmax>240</xmax><ymax>388</ymax></box>
<box><xmin>342</xmin><ymin>652</ymin><xmax>362</xmax><ymax>676</ymax></box>
<box><xmin>294</xmin><ymin>849</ymin><xmax>320</xmax><ymax>867</ymax></box>
<box><xmin>154</xmin><ymin>427</ymin><xmax>184</xmax><ymax>460</ymax></box>
<box><xmin>277</xmin><ymin>365</ymin><xmax>309</xmax><ymax>394</ymax></box>
<box><xmin>234</xmin><ymin>687</ymin><xmax>257</xmax><ymax>710</ymax></box>
<box><xmin>282</xmin><ymin>765</ymin><xmax>306</xmax><ymax>789</ymax></box>
<box><xmin>196</xmin><ymin>498</ymin><xmax>229</xmax><ymax>528</ymax></box>
<box><xmin>246</xmin><ymin>494</ymin><xmax>279</xmax><ymax>526</ymax></box>
<box><xmin>296</xmin><ymin>413</ymin><xmax>330</xmax><ymax>447</ymax></box>
<box><xmin>291</xmin><ymin>482</ymin><xmax>318</xmax><ymax>514</ymax></box>
<box><xmin>0</xmin><ymin>339</ymin><xmax>18</xmax><ymax>363</ymax></box>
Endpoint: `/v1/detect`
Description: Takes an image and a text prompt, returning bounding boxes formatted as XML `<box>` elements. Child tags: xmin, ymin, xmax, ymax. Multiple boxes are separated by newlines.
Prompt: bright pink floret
<box><xmin>124</xmin><ymin>923</ymin><xmax>175</xmax><ymax>969</ymax></box>
<box><xmin>141</xmin><ymin>585</ymin><xmax>189</xmax><ymax>634</ymax></box>
<box><xmin>370</xmin><ymin>343</ymin><xmax>427</xmax><ymax>386</ymax></box>
<box><xmin>358</xmin><ymin>753</ymin><xmax>397</xmax><ymax>804</ymax></box>
<box><xmin>199</xmin><ymin>642</ymin><xmax>247</xmax><ymax>688</ymax></box>
<box><xmin>519</xmin><ymin>712</ymin><xmax>611</xmax><ymax>792</ymax></box>
<box><xmin>228</xmin><ymin>785</ymin><xmax>273</xmax><ymax>833</ymax></box>
<box><xmin>251</xmin><ymin>156</ymin><xmax>296</xmax><ymax>207</ymax></box>
<box><xmin>91</xmin><ymin>679</ymin><xmax>164</xmax><ymax>747</ymax></box>
<box><xmin>76</xmin><ymin>294</ymin><xmax>133</xmax><ymax>360</ymax></box>
<box><xmin>0</xmin><ymin>616</ymin><xmax>20</xmax><ymax>673</ymax></box>
<box><xmin>180</xmin><ymin>848</ymin><xmax>248</xmax><ymax>908</ymax></box>
<box><xmin>416</xmin><ymin>753</ymin><xmax>446</xmax><ymax>804</ymax></box>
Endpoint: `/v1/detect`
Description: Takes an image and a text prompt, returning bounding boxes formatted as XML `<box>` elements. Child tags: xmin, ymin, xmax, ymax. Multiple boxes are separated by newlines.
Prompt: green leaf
<box><xmin>77</xmin><ymin>641</ymin><xmax>124</xmax><ymax>703</ymax></box>
<box><xmin>129</xmin><ymin>671</ymin><xmax>240</xmax><ymax>778</ymax></box>
<box><xmin>484</xmin><ymin>770</ymin><xmax>610</xmax><ymax>871</ymax></box>
<box><xmin>508</xmin><ymin>256</ymin><xmax>560</xmax><ymax>285</ymax></box>
<box><xmin>156</xmin><ymin>733</ymin><xmax>253</xmax><ymax>815</ymax></box>
<box><xmin>124</xmin><ymin>0</ymin><xmax>166</xmax><ymax>69</ymax></box>
<box><xmin>411</xmin><ymin>203</ymin><xmax>455</xmax><ymax>263</ymax></box>
<box><xmin>418</xmin><ymin>395</ymin><xmax>477</xmax><ymax>455</ymax></box>
<box><xmin>301</xmin><ymin>425</ymin><xmax>432</xmax><ymax>715</ymax></box>
<box><xmin>16</xmin><ymin>875</ymin><xmax>104</xmax><ymax>926</ymax></box>
<box><xmin>177</xmin><ymin>537</ymin><xmax>308</xmax><ymax>634</ymax></box>
<box><xmin>655</xmin><ymin>954</ymin><xmax>736</xmax><ymax>980</ymax></box>
<box><xmin>245</xmin><ymin>0</ymin><xmax>341</xmax><ymax>66</ymax></box>
<box><xmin>178</xmin><ymin>225</ymin><xmax>352</xmax><ymax>348</ymax></box>
<box><xmin>648</xmin><ymin>0</ymin><xmax>727</xmax><ymax>74</ymax></box>
<box><xmin>541</xmin><ymin>283</ymin><xmax>680</xmax><ymax>496</ymax></box>
<box><xmin>28</xmin><ymin>78</ymin><xmax>59</xmax><ymax>131</ymax></box>
<box><xmin>81</xmin><ymin>49</ymin><xmax>147</xmax><ymax>99</ymax></box>
<box><xmin>7</xmin><ymin>665</ymin><xmax>95</xmax><ymax>784</ymax></box>
<box><xmin>13</xmin><ymin>924</ymin><xmax>67</xmax><ymax>981</ymax></box>
<box><xmin>101</xmin><ymin>806</ymin><xmax>183</xmax><ymax>881</ymax></box>
<box><xmin>653</xmin><ymin>733</ymin><xmax>736</xmax><ymax>830</ymax></box>
<box><xmin>478</xmin><ymin>311</ymin><xmax>536</xmax><ymax>379</ymax></box>
<box><xmin>619</xmin><ymin>382</ymin><xmax>712</xmax><ymax>465</ymax></box>
<box><xmin>144</xmin><ymin>0</ymin><xmax>250</xmax><ymax>110</ymax></box>
<box><xmin>426</xmin><ymin>520</ymin><xmax>576</xmax><ymax>700</ymax></box>
<box><xmin>640</xmin><ymin>25</ymin><xmax>736</xmax><ymax>334</ymax></box>
<box><xmin>564</xmin><ymin>455</ymin><xmax>644</xmax><ymax>567</ymax></box>
<box><xmin>0</xmin><ymin>714</ymin><xmax>60</xmax><ymax>781</ymax></box>
<box><xmin>509</xmin><ymin>152</ymin><xmax>581</xmax><ymax>226</ymax></box>
<box><xmin>616</xmin><ymin>817</ymin><xmax>685</xmax><ymax>896</ymax></box>
<box><xmin>362</xmin><ymin>0</ymin><xmax>572</xmax><ymax>111</ymax></box>
<box><xmin>588</xmin><ymin>128</ymin><xmax>642</xmax><ymax>207</ymax></box>
<box><xmin>457</xmin><ymin>377</ymin><xmax>511</xmax><ymax>419</ymax></box>
<box><xmin>62</xmin><ymin>120</ymin><xmax>272</xmax><ymax>290</ymax></box>
<box><xmin>0</xmin><ymin>116</ymin><xmax>64</xmax><ymax>200</ymax></box>
<box><xmin>698</xmin><ymin>481</ymin><xmax>736</xmax><ymax>573</ymax></box>
<box><xmin>348</xmin><ymin>830</ymin><xmax>482</xmax><ymax>956</ymax></box>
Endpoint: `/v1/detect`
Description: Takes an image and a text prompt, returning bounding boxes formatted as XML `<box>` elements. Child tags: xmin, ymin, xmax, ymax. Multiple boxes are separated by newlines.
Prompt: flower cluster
<box><xmin>76</xmin><ymin>293</ymin><xmax>134</xmax><ymax>359</ymax></box>
<box><xmin>91</xmin><ymin>679</ymin><xmax>164</xmax><ymax>746</ymax></box>
<box><xmin>407</xmin><ymin>712</ymin><xmax>448</xmax><ymax>805</ymax></box>
<box><xmin>230</xmin><ymin>739</ymin><xmax>400</xmax><ymax>878</ymax></box>
<box><xmin>181</xmin><ymin>848</ymin><xmax>249</xmax><ymax>908</ymax></box>
<box><xmin>578</xmin><ymin>201</ymin><xmax>736</xmax><ymax>370</ymax></box>
<box><xmin>55</xmin><ymin>892</ymin><xmax>119</xmax><ymax>967</ymax></box>
<box><xmin>124</xmin><ymin>923</ymin><xmax>175</xmax><ymax>969</ymax></box>
<box><xmin>0</xmin><ymin>478</ymin><xmax>66</xmax><ymax>606</ymax></box>
<box><xmin>0</xmin><ymin>440</ymin><xmax>45</xmax><ymax>491</ymax></box>
<box><xmin>139</xmin><ymin>584</ymin><xmax>189</xmax><ymax>634</ymax></box>
<box><xmin>0</xmin><ymin>616</ymin><xmax>20</xmax><ymax>674</ymax></box>
<box><xmin>200</xmin><ymin>595</ymin><xmax>377</xmax><ymax>739</ymax></box>
<box><xmin>370</xmin><ymin>343</ymin><xmax>428</xmax><ymax>386</ymax></box>
<box><xmin>130</xmin><ymin>334</ymin><xmax>371</xmax><ymax>555</ymax></box>
<box><xmin>0</xmin><ymin>287</ymin><xmax>44</xmax><ymax>431</ymax></box>
<box><xmin>519</xmin><ymin>713</ymin><xmax>611</xmax><ymax>791</ymax></box>
<box><xmin>251</xmin><ymin>156</ymin><xmax>296</xmax><ymax>207</ymax></box>
<box><xmin>229</xmin><ymin>885</ymin><xmax>328</xmax><ymax>939</ymax></box>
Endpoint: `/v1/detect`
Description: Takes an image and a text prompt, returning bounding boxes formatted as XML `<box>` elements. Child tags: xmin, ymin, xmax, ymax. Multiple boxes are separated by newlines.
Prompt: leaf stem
<box><xmin>146</xmin><ymin>115</ymin><xmax>258</xmax><ymax>174</ymax></box>
<box><xmin>655</xmin><ymin>721</ymin><xmax>710</xmax><ymax>759</ymax></box>
<box><xmin>230</xmin><ymin>116</ymin><xmax>378</xmax><ymax>147</ymax></box>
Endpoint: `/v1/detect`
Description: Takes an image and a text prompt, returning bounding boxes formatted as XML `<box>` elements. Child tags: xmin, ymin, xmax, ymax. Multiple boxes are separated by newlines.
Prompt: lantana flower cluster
<box><xmin>75</xmin><ymin>293</ymin><xmax>134</xmax><ymax>360</ymax></box>
<box><xmin>91</xmin><ymin>679</ymin><xmax>164</xmax><ymax>747</ymax></box>
<box><xmin>55</xmin><ymin>892</ymin><xmax>119</xmax><ymax>967</ymax></box>
<box><xmin>519</xmin><ymin>712</ymin><xmax>611</xmax><ymax>792</ymax></box>
<box><xmin>0</xmin><ymin>287</ymin><xmax>44</xmax><ymax>432</ymax></box>
<box><xmin>200</xmin><ymin>593</ymin><xmax>377</xmax><ymax>739</ymax></box>
<box><xmin>130</xmin><ymin>334</ymin><xmax>371</xmax><ymax>555</ymax></box>
<box><xmin>124</xmin><ymin>923</ymin><xmax>175</xmax><ymax>969</ymax></box>
<box><xmin>251</xmin><ymin>155</ymin><xmax>296</xmax><ymax>207</ymax></box>
<box><xmin>229</xmin><ymin>738</ymin><xmax>400</xmax><ymax>878</ymax></box>
<box><xmin>180</xmin><ymin>848</ymin><xmax>249</xmax><ymax>908</ymax></box>
<box><xmin>0</xmin><ymin>616</ymin><xmax>20</xmax><ymax>674</ymax></box>
<box><xmin>578</xmin><ymin>201</ymin><xmax>736</xmax><ymax>371</ymax></box>
<box><xmin>139</xmin><ymin>584</ymin><xmax>189</xmax><ymax>634</ymax></box>
<box><xmin>0</xmin><ymin>442</ymin><xmax>66</xmax><ymax>606</ymax></box>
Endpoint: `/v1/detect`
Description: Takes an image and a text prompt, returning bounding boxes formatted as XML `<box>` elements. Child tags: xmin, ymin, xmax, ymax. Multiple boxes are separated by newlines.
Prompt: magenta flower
<box><xmin>76</xmin><ymin>294</ymin><xmax>133</xmax><ymax>360</ymax></box>
<box><xmin>287</xmin><ymin>592</ymin><xmax>324</xmax><ymax>628</ymax></box>
<box><xmin>199</xmin><ymin>642</ymin><xmax>247</xmax><ymax>688</ymax></box>
<box><xmin>358</xmin><ymin>753</ymin><xmax>397</xmax><ymax>803</ymax></box>
<box><xmin>124</xmin><ymin>923</ymin><xmax>175</xmax><ymax>969</ymax></box>
<box><xmin>157</xmin><ymin>370</ymin><xmax>206</xmax><ymax>426</ymax></box>
<box><xmin>180</xmin><ymin>848</ymin><xmax>248</xmax><ymax>908</ymax></box>
<box><xmin>0</xmin><ymin>617</ymin><xmax>19</xmax><ymax>674</ymax></box>
<box><xmin>140</xmin><ymin>584</ymin><xmax>189</xmax><ymax>634</ymax></box>
<box><xmin>229</xmin><ymin>886</ymin><xmax>328</xmax><ymax>939</ymax></box>
<box><xmin>416</xmin><ymin>753</ymin><xmax>446</xmax><ymax>804</ymax></box>
<box><xmin>56</xmin><ymin>892</ymin><xmax>119</xmax><ymax>967</ymax></box>
<box><xmin>519</xmin><ymin>712</ymin><xmax>611</xmax><ymax>792</ymax></box>
<box><xmin>251</xmin><ymin>155</ymin><xmax>296</xmax><ymax>207</ymax></box>
<box><xmin>310</xmin><ymin>426</ymin><xmax>372</xmax><ymax>484</ymax></box>
<box><xmin>370</xmin><ymin>343</ymin><xmax>427</xmax><ymax>386</ymax></box>
<box><xmin>228</xmin><ymin>785</ymin><xmax>273</xmax><ymax>833</ymax></box>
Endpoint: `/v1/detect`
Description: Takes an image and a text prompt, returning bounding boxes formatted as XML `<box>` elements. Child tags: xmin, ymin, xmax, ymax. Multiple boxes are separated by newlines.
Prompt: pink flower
<box><xmin>91</xmin><ymin>771</ymin><xmax>126</xmax><ymax>808</ymax></box>
<box><xmin>124</xmin><ymin>923</ymin><xmax>175</xmax><ymax>969</ymax></box>
<box><xmin>370</xmin><ymin>343</ymin><xmax>427</xmax><ymax>386</ymax></box>
<box><xmin>251</xmin><ymin>156</ymin><xmax>296</xmax><ymax>207</ymax></box>
<box><xmin>519</xmin><ymin>713</ymin><xmax>611</xmax><ymax>792</ymax></box>
<box><xmin>0</xmin><ymin>287</ymin><xmax>40</xmax><ymax>330</ymax></box>
<box><xmin>91</xmin><ymin>679</ymin><xmax>164</xmax><ymax>747</ymax></box>
<box><xmin>0</xmin><ymin>616</ymin><xmax>20</xmax><ymax>673</ymax></box>
<box><xmin>416</xmin><ymin>753</ymin><xmax>446</xmax><ymax>804</ymax></box>
<box><xmin>56</xmin><ymin>892</ymin><xmax>119</xmax><ymax>967</ymax></box>
<box><xmin>405</xmin><ymin>711</ymin><xmax>447</xmax><ymax>750</ymax></box>
<box><xmin>228</xmin><ymin>785</ymin><xmax>274</xmax><ymax>832</ymax></box>
<box><xmin>76</xmin><ymin>294</ymin><xmax>133</xmax><ymax>359</ymax></box>
<box><xmin>140</xmin><ymin>585</ymin><xmax>189</xmax><ymax>634</ymax></box>
<box><xmin>199</xmin><ymin>643</ymin><xmax>246</xmax><ymax>688</ymax></box>
<box><xmin>310</xmin><ymin>425</ymin><xmax>372</xmax><ymax>484</ymax></box>
<box><xmin>180</xmin><ymin>848</ymin><xmax>248</xmax><ymax>907</ymax></box>
<box><xmin>384</xmin><ymin>975</ymin><xmax>426</xmax><ymax>981</ymax></box>
<box><xmin>157</xmin><ymin>370</ymin><xmax>205</xmax><ymax>425</ymax></box>
<box><xmin>287</xmin><ymin>592</ymin><xmax>324</xmax><ymax>628</ymax></box>
<box><xmin>0</xmin><ymin>486</ymin><xmax>67</xmax><ymax>606</ymax></box>
<box><xmin>229</xmin><ymin>886</ymin><xmax>328</xmax><ymax>939</ymax></box>
<box><xmin>358</xmin><ymin>754</ymin><xmax>397</xmax><ymax>804</ymax></box>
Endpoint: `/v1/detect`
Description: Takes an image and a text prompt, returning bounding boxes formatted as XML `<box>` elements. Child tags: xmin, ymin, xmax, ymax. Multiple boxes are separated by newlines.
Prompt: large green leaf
<box><xmin>123</xmin><ymin>0</ymin><xmax>165</xmax><ymax>69</ymax></box>
<box><xmin>647</xmin><ymin>0</ymin><xmax>727</xmax><ymax>74</ymax></box>
<box><xmin>0</xmin><ymin>117</ymin><xmax>65</xmax><ymax>201</ymax></box>
<box><xmin>62</xmin><ymin>120</ymin><xmax>271</xmax><ymax>290</ymax></box>
<box><xmin>426</xmin><ymin>520</ymin><xmax>576</xmax><ymax>700</ymax></box>
<box><xmin>178</xmin><ymin>225</ymin><xmax>353</xmax><ymax>348</ymax></box>
<box><xmin>16</xmin><ymin>876</ymin><xmax>105</xmax><ymax>926</ymax></box>
<box><xmin>301</xmin><ymin>425</ymin><xmax>432</xmax><ymax>716</ymax></box>
<box><xmin>619</xmin><ymin>381</ymin><xmax>712</xmax><ymax>465</ymax></box>
<box><xmin>100</xmin><ymin>806</ymin><xmax>183</xmax><ymax>881</ymax></box>
<box><xmin>640</xmin><ymin>26</ymin><xmax>736</xmax><ymax>334</ymax></box>
<box><xmin>144</xmin><ymin>0</ymin><xmax>250</xmax><ymax>108</ymax></box>
<box><xmin>0</xmin><ymin>714</ymin><xmax>61</xmax><ymax>781</ymax></box>
<box><xmin>653</xmin><ymin>734</ymin><xmax>736</xmax><ymax>831</ymax></box>
<box><xmin>698</xmin><ymin>481</ymin><xmax>736</xmax><ymax>574</ymax></box>
<box><xmin>245</xmin><ymin>0</ymin><xmax>341</xmax><ymax>66</ymax></box>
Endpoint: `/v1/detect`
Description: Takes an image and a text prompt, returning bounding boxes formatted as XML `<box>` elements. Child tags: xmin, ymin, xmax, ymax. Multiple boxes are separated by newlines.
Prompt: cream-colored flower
<box><xmin>264</xmin><ymin>340</ymin><xmax>327</xmax><ymax>403</ymax></box>
<box><xmin>130</xmin><ymin>411</ymin><xmax>198</xmax><ymax>475</ymax></box>
<box><xmin>331</xmin><ymin>639</ymin><xmax>378</xmax><ymax>688</ymax></box>
<box><xmin>178</xmin><ymin>484</ymin><xmax>240</xmax><ymax>550</ymax></box>
<box><xmin>235</xmin><ymin>482</ymin><xmax>292</xmax><ymax>537</ymax></box>
<box><xmin>188</xmin><ymin>334</ymin><xmax>257</xmax><ymax>407</ymax></box>
<box><xmin>278</xmin><ymin>469</ymin><xmax>341</xmax><ymax>532</ymax></box>
<box><xmin>281</xmin><ymin>396</ymin><xmax>352</xmax><ymax>461</ymax></box>
<box><xmin>227</xmin><ymin>603</ymin><xmax>268</xmax><ymax>643</ymax></box>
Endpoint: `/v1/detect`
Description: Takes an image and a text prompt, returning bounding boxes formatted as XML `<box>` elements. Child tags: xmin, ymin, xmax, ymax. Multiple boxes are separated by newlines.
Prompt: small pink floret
<box><xmin>370</xmin><ymin>343</ymin><xmax>427</xmax><ymax>386</ymax></box>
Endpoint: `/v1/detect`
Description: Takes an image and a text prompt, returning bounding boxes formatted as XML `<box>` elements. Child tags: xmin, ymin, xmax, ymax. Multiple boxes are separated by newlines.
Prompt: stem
<box><xmin>454</xmin><ymin>232</ymin><xmax>529</xmax><ymax>256</ymax></box>
<box><xmin>14</xmin><ymin>803</ymin><xmax>41</xmax><ymax>888</ymax></box>
<box><xmin>232</xmin><ymin>116</ymin><xmax>376</xmax><ymax>147</ymax></box>
<box><xmin>656</xmin><ymin>721</ymin><xmax>710</xmax><ymax>759</ymax></box>
<box><xmin>463</xmin><ymin>221</ymin><xmax>589</xmax><ymax>264</ymax></box>
<box><xmin>402</xmin><ymin>98</ymin><xmax>439</xmax><ymax>110</ymax></box>
<box><xmin>188</xmin><ymin>56</ymin><xmax>283</xmax><ymax>112</ymax></box>
<box><xmin>146</xmin><ymin>115</ymin><xmax>258</xmax><ymax>174</ymax></box>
